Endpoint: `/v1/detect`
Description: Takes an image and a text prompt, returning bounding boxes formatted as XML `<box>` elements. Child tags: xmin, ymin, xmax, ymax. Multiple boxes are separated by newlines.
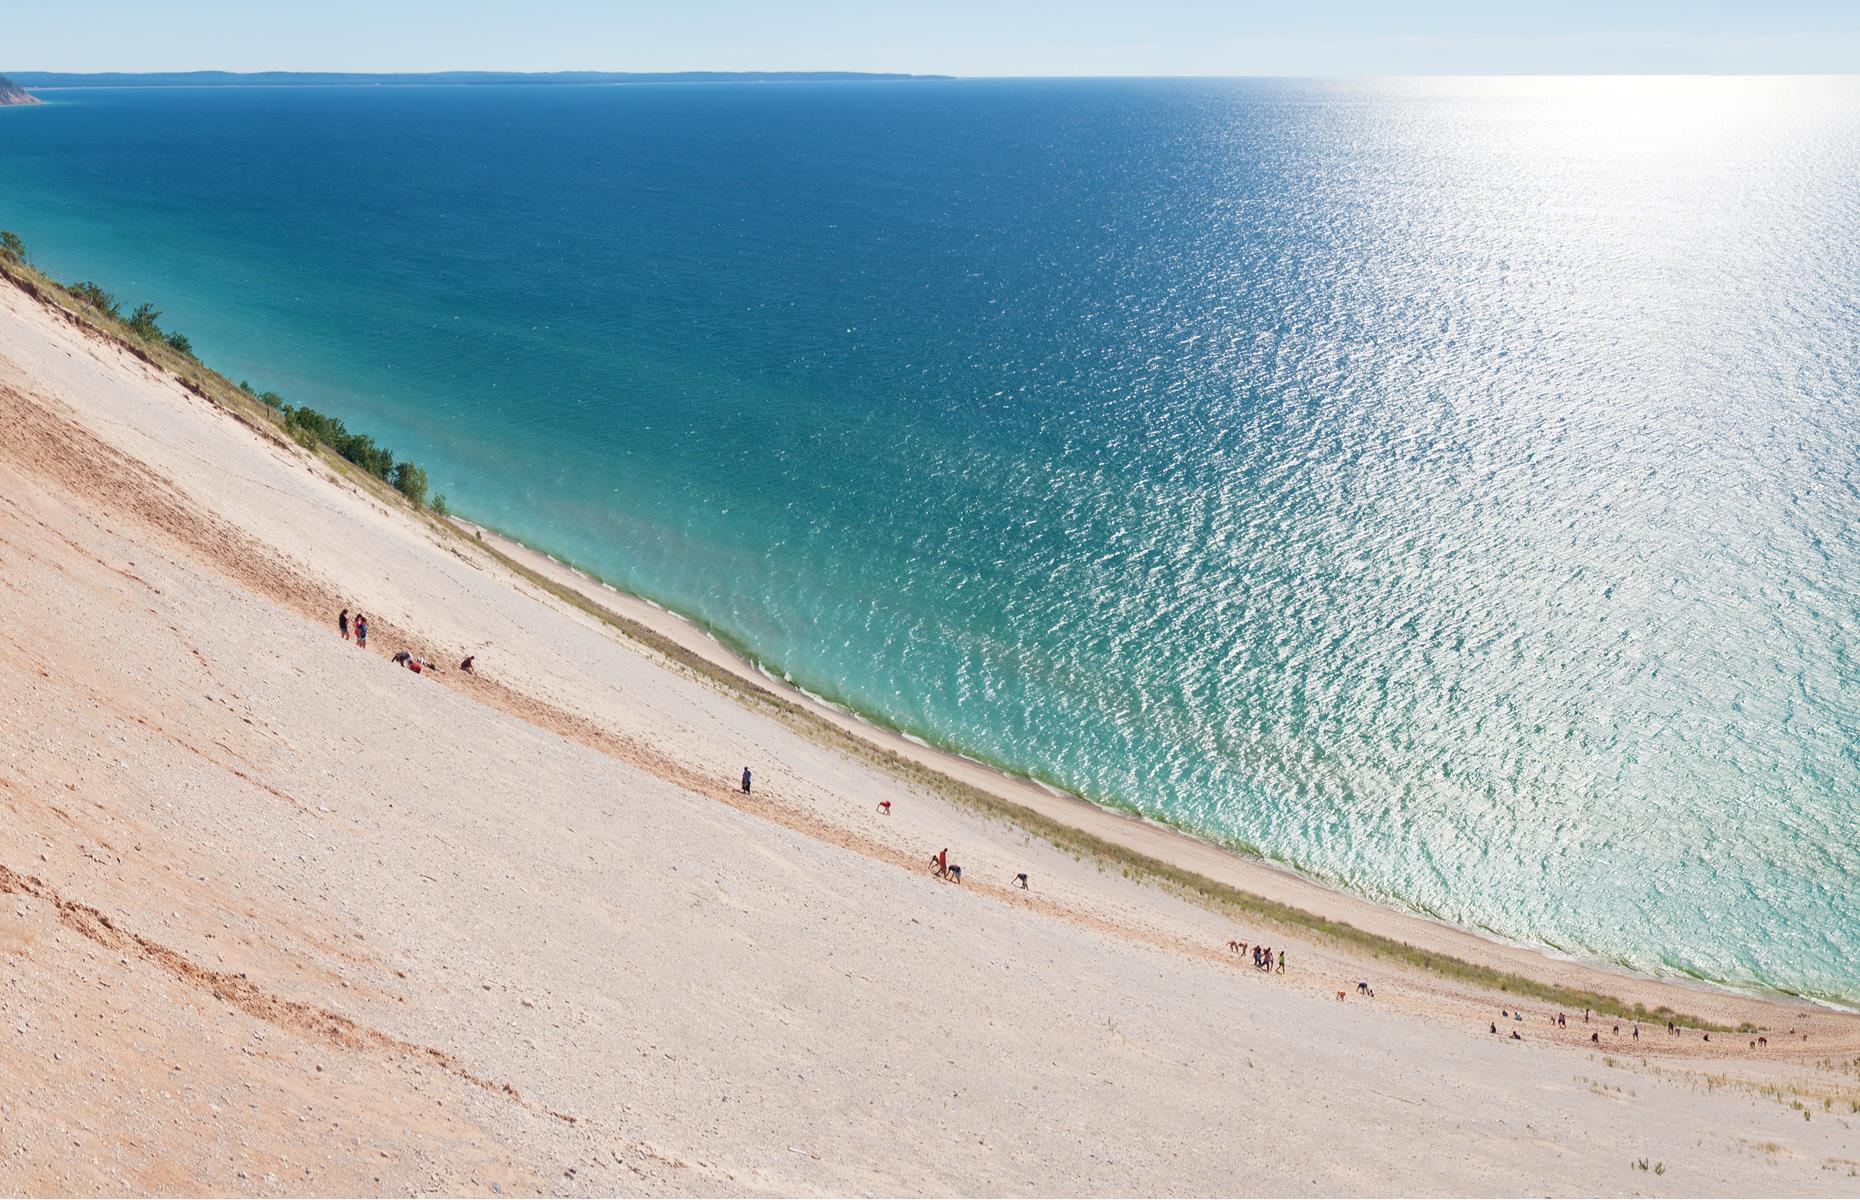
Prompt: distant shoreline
<box><xmin>3</xmin><ymin>69</ymin><xmax>955</xmax><ymax>90</ymax></box>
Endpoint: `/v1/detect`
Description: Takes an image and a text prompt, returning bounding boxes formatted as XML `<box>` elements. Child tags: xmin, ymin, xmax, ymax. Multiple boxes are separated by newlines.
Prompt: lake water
<box><xmin>4</xmin><ymin>77</ymin><xmax>1857</xmax><ymax>1002</ymax></box>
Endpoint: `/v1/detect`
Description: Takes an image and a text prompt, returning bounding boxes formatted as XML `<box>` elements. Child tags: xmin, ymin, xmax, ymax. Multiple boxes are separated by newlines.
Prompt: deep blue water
<box><xmin>4</xmin><ymin>78</ymin><xmax>1857</xmax><ymax>1002</ymax></box>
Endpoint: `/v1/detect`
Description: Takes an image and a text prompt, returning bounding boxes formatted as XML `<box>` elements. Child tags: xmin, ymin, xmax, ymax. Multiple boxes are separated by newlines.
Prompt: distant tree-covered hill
<box><xmin>0</xmin><ymin>73</ymin><xmax>41</xmax><ymax>104</ymax></box>
<box><xmin>3</xmin><ymin>70</ymin><xmax>949</xmax><ymax>89</ymax></box>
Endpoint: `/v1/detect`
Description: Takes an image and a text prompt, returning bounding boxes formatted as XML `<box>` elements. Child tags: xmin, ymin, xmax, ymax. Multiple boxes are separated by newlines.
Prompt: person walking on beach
<box><xmin>339</xmin><ymin>608</ymin><xmax>350</xmax><ymax>640</ymax></box>
<box><xmin>354</xmin><ymin>614</ymin><xmax>369</xmax><ymax>648</ymax></box>
<box><xmin>877</xmin><ymin>800</ymin><xmax>891</xmax><ymax>815</ymax></box>
<box><xmin>948</xmin><ymin>864</ymin><xmax>962</xmax><ymax>884</ymax></box>
<box><xmin>937</xmin><ymin>847</ymin><xmax>948</xmax><ymax>878</ymax></box>
<box><xmin>1014</xmin><ymin>872</ymin><xmax>1029</xmax><ymax>889</ymax></box>
<box><xmin>1276</xmin><ymin>949</ymin><xmax>1285</xmax><ymax>975</ymax></box>
<box><xmin>740</xmin><ymin>767</ymin><xmax>752</xmax><ymax>794</ymax></box>
<box><xmin>460</xmin><ymin>655</ymin><xmax>475</xmax><ymax>674</ymax></box>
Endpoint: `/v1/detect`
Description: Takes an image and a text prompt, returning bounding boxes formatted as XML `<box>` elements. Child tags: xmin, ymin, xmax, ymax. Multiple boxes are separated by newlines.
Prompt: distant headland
<box><xmin>0</xmin><ymin>73</ymin><xmax>41</xmax><ymax>104</ymax></box>
<box><xmin>1</xmin><ymin>70</ymin><xmax>951</xmax><ymax>89</ymax></box>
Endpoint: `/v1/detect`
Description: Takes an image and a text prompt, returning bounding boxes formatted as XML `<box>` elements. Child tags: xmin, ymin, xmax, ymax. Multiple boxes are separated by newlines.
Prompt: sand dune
<box><xmin>2</xmin><ymin>272</ymin><xmax>1858</xmax><ymax>1197</ymax></box>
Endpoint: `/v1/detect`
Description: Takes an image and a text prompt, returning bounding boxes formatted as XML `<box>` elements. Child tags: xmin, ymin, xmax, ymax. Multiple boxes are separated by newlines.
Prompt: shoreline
<box><xmin>443</xmin><ymin>514</ymin><xmax>1855</xmax><ymax>1024</ymax></box>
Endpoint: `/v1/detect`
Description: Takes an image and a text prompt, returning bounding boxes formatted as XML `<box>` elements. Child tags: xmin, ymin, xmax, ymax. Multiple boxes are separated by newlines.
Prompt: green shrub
<box><xmin>69</xmin><ymin>280</ymin><xmax>120</xmax><ymax>319</ymax></box>
<box><xmin>431</xmin><ymin>493</ymin><xmax>448</xmax><ymax>516</ymax></box>
<box><xmin>391</xmin><ymin>460</ymin><xmax>429</xmax><ymax>508</ymax></box>
<box><xmin>164</xmin><ymin>330</ymin><xmax>193</xmax><ymax>356</ymax></box>
<box><xmin>277</xmin><ymin>402</ymin><xmax>410</xmax><ymax>482</ymax></box>
<box><xmin>127</xmin><ymin>302</ymin><xmax>162</xmax><ymax>339</ymax></box>
<box><xmin>340</xmin><ymin>433</ymin><xmax>394</xmax><ymax>479</ymax></box>
<box><xmin>0</xmin><ymin>230</ymin><xmax>23</xmax><ymax>262</ymax></box>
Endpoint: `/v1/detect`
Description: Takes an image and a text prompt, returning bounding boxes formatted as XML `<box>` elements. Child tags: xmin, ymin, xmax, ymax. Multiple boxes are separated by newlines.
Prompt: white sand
<box><xmin>2</xmin><ymin>274</ymin><xmax>1858</xmax><ymax>1197</ymax></box>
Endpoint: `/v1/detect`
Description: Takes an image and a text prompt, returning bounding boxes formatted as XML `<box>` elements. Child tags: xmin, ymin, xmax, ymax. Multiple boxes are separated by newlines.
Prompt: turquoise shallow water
<box><xmin>3</xmin><ymin>77</ymin><xmax>1857</xmax><ymax>1002</ymax></box>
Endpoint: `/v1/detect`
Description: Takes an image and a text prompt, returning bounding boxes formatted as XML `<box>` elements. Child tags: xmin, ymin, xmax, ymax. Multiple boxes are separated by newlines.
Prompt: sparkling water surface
<box><xmin>3</xmin><ymin>77</ymin><xmax>1856</xmax><ymax>1002</ymax></box>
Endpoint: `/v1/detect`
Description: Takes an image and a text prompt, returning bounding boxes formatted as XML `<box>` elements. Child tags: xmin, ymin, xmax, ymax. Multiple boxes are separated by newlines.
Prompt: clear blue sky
<box><xmin>8</xmin><ymin>0</ymin><xmax>1860</xmax><ymax>76</ymax></box>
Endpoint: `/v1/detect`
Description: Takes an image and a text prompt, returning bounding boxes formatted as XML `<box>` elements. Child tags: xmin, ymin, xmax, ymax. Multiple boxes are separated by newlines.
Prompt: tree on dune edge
<box><xmin>391</xmin><ymin>461</ymin><xmax>429</xmax><ymax>508</ymax></box>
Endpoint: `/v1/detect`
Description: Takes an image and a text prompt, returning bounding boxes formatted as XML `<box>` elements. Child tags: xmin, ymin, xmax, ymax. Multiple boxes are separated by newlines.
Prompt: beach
<box><xmin>3</xmin><ymin>246</ymin><xmax>1860</xmax><ymax>1196</ymax></box>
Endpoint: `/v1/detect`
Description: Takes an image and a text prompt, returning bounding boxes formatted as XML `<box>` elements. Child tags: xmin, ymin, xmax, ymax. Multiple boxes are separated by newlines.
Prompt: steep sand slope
<box><xmin>2</xmin><ymin>276</ymin><xmax>1858</xmax><ymax>1196</ymax></box>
